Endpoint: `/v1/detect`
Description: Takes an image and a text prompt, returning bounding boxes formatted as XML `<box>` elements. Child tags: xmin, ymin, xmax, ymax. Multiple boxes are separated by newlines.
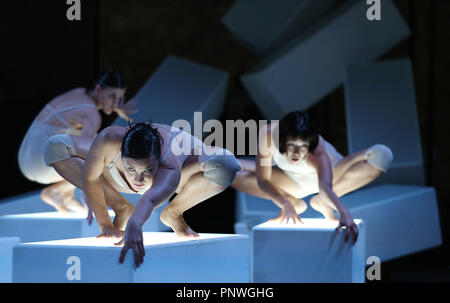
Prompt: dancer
<box><xmin>18</xmin><ymin>70</ymin><xmax>137</xmax><ymax>213</ymax></box>
<box><xmin>231</xmin><ymin>111</ymin><xmax>393</xmax><ymax>243</ymax></box>
<box><xmin>77</xmin><ymin>122</ymin><xmax>242</xmax><ymax>267</ymax></box>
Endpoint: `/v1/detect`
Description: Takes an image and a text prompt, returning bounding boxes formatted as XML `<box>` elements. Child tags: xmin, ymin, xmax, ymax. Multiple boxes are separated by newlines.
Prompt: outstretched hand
<box><xmin>114</xmin><ymin>97</ymin><xmax>138</xmax><ymax>121</ymax></box>
<box><xmin>335</xmin><ymin>211</ymin><xmax>359</xmax><ymax>244</ymax></box>
<box><xmin>115</xmin><ymin>217</ymin><xmax>145</xmax><ymax>268</ymax></box>
<box><xmin>269</xmin><ymin>202</ymin><xmax>303</xmax><ymax>224</ymax></box>
<box><xmin>97</xmin><ymin>225</ymin><xmax>124</xmax><ymax>239</ymax></box>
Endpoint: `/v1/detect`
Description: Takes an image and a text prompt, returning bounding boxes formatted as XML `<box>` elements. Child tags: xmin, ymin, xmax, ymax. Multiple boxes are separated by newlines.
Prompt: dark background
<box><xmin>0</xmin><ymin>0</ymin><xmax>449</xmax><ymax>282</ymax></box>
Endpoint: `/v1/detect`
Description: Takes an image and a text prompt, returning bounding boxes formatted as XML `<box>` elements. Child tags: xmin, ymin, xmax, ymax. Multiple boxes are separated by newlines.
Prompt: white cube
<box><xmin>251</xmin><ymin>219</ymin><xmax>365</xmax><ymax>283</ymax></box>
<box><xmin>222</xmin><ymin>0</ymin><xmax>339</xmax><ymax>56</ymax></box>
<box><xmin>113</xmin><ymin>55</ymin><xmax>229</xmax><ymax>130</ymax></box>
<box><xmin>339</xmin><ymin>184</ymin><xmax>442</xmax><ymax>261</ymax></box>
<box><xmin>0</xmin><ymin>237</ymin><xmax>20</xmax><ymax>283</ymax></box>
<box><xmin>237</xmin><ymin>184</ymin><xmax>442</xmax><ymax>262</ymax></box>
<box><xmin>13</xmin><ymin>232</ymin><xmax>250</xmax><ymax>283</ymax></box>
<box><xmin>0</xmin><ymin>191</ymin><xmax>54</xmax><ymax>216</ymax></box>
<box><xmin>0</xmin><ymin>201</ymin><xmax>170</xmax><ymax>243</ymax></box>
<box><xmin>241</xmin><ymin>0</ymin><xmax>410</xmax><ymax>118</ymax></box>
<box><xmin>345</xmin><ymin>59</ymin><xmax>425</xmax><ymax>185</ymax></box>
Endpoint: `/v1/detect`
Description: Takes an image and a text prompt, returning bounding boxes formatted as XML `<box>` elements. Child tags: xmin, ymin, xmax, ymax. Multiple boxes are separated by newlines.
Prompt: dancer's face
<box><xmin>122</xmin><ymin>156</ymin><xmax>159</xmax><ymax>193</ymax></box>
<box><xmin>95</xmin><ymin>85</ymin><xmax>126</xmax><ymax>115</ymax></box>
<box><xmin>285</xmin><ymin>137</ymin><xmax>309</xmax><ymax>164</ymax></box>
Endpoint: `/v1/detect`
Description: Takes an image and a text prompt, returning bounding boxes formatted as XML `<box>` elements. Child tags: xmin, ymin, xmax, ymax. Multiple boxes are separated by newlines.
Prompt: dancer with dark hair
<box><xmin>18</xmin><ymin>70</ymin><xmax>137</xmax><ymax>213</ymax></box>
<box><xmin>78</xmin><ymin>122</ymin><xmax>242</xmax><ymax>267</ymax></box>
<box><xmin>231</xmin><ymin>111</ymin><xmax>394</xmax><ymax>244</ymax></box>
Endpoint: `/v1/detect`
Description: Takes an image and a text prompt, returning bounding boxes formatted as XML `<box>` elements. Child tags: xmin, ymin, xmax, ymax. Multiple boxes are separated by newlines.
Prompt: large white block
<box><xmin>345</xmin><ymin>59</ymin><xmax>425</xmax><ymax>185</ymax></box>
<box><xmin>252</xmin><ymin>219</ymin><xmax>365</xmax><ymax>283</ymax></box>
<box><xmin>222</xmin><ymin>0</ymin><xmax>339</xmax><ymax>56</ymax></box>
<box><xmin>13</xmin><ymin>232</ymin><xmax>250</xmax><ymax>283</ymax></box>
<box><xmin>337</xmin><ymin>184</ymin><xmax>442</xmax><ymax>261</ymax></box>
<box><xmin>0</xmin><ymin>191</ymin><xmax>54</xmax><ymax>216</ymax></box>
<box><xmin>113</xmin><ymin>55</ymin><xmax>229</xmax><ymax>131</ymax></box>
<box><xmin>236</xmin><ymin>184</ymin><xmax>442</xmax><ymax>262</ymax></box>
<box><xmin>241</xmin><ymin>0</ymin><xmax>410</xmax><ymax>118</ymax></box>
<box><xmin>0</xmin><ymin>200</ymin><xmax>170</xmax><ymax>243</ymax></box>
<box><xmin>0</xmin><ymin>237</ymin><xmax>20</xmax><ymax>283</ymax></box>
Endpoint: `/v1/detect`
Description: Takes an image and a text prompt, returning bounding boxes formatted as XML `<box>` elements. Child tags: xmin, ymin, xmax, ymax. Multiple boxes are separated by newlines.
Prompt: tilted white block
<box><xmin>237</xmin><ymin>184</ymin><xmax>442</xmax><ymax>262</ymax></box>
<box><xmin>0</xmin><ymin>191</ymin><xmax>54</xmax><ymax>216</ymax></box>
<box><xmin>345</xmin><ymin>59</ymin><xmax>425</xmax><ymax>185</ymax></box>
<box><xmin>337</xmin><ymin>184</ymin><xmax>442</xmax><ymax>262</ymax></box>
<box><xmin>13</xmin><ymin>232</ymin><xmax>250</xmax><ymax>283</ymax></box>
<box><xmin>0</xmin><ymin>237</ymin><xmax>20</xmax><ymax>283</ymax></box>
<box><xmin>0</xmin><ymin>200</ymin><xmax>170</xmax><ymax>243</ymax></box>
<box><xmin>252</xmin><ymin>219</ymin><xmax>365</xmax><ymax>283</ymax></box>
<box><xmin>113</xmin><ymin>55</ymin><xmax>229</xmax><ymax>132</ymax></box>
<box><xmin>241</xmin><ymin>0</ymin><xmax>410</xmax><ymax>119</ymax></box>
<box><xmin>222</xmin><ymin>0</ymin><xmax>339</xmax><ymax>56</ymax></box>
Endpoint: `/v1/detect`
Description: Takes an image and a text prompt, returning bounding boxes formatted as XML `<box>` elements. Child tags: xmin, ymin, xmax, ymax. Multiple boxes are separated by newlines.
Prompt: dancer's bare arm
<box><xmin>81</xmin><ymin>129</ymin><xmax>120</xmax><ymax>233</ymax></box>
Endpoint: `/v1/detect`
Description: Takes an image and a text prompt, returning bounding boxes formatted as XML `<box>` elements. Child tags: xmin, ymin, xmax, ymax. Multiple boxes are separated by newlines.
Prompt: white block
<box><xmin>241</xmin><ymin>0</ymin><xmax>410</xmax><ymax>118</ymax></box>
<box><xmin>345</xmin><ymin>59</ymin><xmax>425</xmax><ymax>185</ymax></box>
<box><xmin>252</xmin><ymin>219</ymin><xmax>365</xmax><ymax>283</ymax></box>
<box><xmin>113</xmin><ymin>55</ymin><xmax>229</xmax><ymax>132</ymax></box>
<box><xmin>222</xmin><ymin>0</ymin><xmax>339</xmax><ymax>56</ymax></box>
<box><xmin>238</xmin><ymin>184</ymin><xmax>443</xmax><ymax>262</ymax></box>
<box><xmin>0</xmin><ymin>191</ymin><xmax>54</xmax><ymax>216</ymax></box>
<box><xmin>13</xmin><ymin>232</ymin><xmax>250</xmax><ymax>283</ymax></box>
<box><xmin>338</xmin><ymin>184</ymin><xmax>442</xmax><ymax>261</ymax></box>
<box><xmin>0</xmin><ymin>200</ymin><xmax>170</xmax><ymax>243</ymax></box>
<box><xmin>0</xmin><ymin>237</ymin><xmax>20</xmax><ymax>283</ymax></box>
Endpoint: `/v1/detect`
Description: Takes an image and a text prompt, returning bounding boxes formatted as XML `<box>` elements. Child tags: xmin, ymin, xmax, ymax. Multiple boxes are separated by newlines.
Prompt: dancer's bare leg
<box><xmin>310</xmin><ymin>148</ymin><xmax>383</xmax><ymax>221</ymax></box>
<box><xmin>51</xmin><ymin>136</ymin><xmax>135</xmax><ymax>230</ymax></box>
<box><xmin>160</xmin><ymin>150</ymin><xmax>229</xmax><ymax>238</ymax></box>
<box><xmin>40</xmin><ymin>180</ymin><xmax>76</xmax><ymax>213</ymax></box>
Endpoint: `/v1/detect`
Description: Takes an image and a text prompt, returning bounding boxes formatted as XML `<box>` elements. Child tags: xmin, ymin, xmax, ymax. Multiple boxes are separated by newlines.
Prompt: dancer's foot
<box><xmin>40</xmin><ymin>184</ymin><xmax>72</xmax><ymax>213</ymax></box>
<box><xmin>160</xmin><ymin>207</ymin><xmax>199</xmax><ymax>238</ymax></box>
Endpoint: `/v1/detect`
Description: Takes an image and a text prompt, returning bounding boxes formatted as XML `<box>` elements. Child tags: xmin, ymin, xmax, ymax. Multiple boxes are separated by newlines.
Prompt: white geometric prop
<box><xmin>113</xmin><ymin>55</ymin><xmax>229</xmax><ymax>135</ymax></box>
<box><xmin>241</xmin><ymin>0</ymin><xmax>410</xmax><ymax>119</ymax></box>
<box><xmin>222</xmin><ymin>0</ymin><xmax>339</xmax><ymax>56</ymax></box>
<box><xmin>345</xmin><ymin>58</ymin><xmax>425</xmax><ymax>185</ymax></box>
<box><xmin>251</xmin><ymin>219</ymin><xmax>365</xmax><ymax>283</ymax></box>
<box><xmin>0</xmin><ymin>191</ymin><xmax>54</xmax><ymax>216</ymax></box>
<box><xmin>0</xmin><ymin>237</ymin><xmax>20</xmax><ymax>283</ymax></box>
<box><xmin>13</xmin><ymin>233</ymin><xmax>250</xmax><ymax>283</ymax></box>
<box><xmin>236</xmin><ymin>184</ymin><xmax>442</xmax><ymax>262</ymax></box>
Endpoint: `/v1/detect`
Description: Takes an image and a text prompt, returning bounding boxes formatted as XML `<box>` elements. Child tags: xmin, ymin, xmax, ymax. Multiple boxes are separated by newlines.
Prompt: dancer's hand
<box><xmin>116</xmin><ymin>217</ymin><xmax>145</xmax><ymax>268</ymax></box>
<box><xmin>269</xmin><ymin>201</ymin><xmax>303</xmax><ymax>224</ymax></box>
<box><xmin>97</xmin><ymin>225</ymin><xmax>124</xmax><ymax>239</ymax></box>
<box><xmin>335</xmin><ymin>210</ymin><xmax>359</xmax><ymax>244</ymax></box>
<box><xmin>114</xmin><ymin>97</ymin><xmax>138</xmax><ymax>121</ymax></box>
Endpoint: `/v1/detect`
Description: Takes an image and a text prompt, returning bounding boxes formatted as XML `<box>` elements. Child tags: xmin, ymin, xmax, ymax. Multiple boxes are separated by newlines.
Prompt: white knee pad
<box><xmin>364</xmin><ymin>144</ymin><xmax>393</xmax><ymax>172</ymax></box>
<box><xmin>43</xmin><ymin>134</ymin><xmax>77</xmax><ymax>166</ymax></box>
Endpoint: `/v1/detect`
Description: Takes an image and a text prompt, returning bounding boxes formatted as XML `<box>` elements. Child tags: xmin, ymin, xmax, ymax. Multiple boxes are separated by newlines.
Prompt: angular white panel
<box><xmin>113</xmin><ymin>55</ymin><xmax>229</xmax><ymax>132</ymax></box>
<box><xmin>0</xmin><ymin>237</ymin><xmax>20</xmax><ymax>283</ymax></box>
<box><xmin>222</xmin><ymin>0</ymin><xmax>339</xmax><ymax>56</ymax></box>
<box><xmin>252</xmin><ymin>219</ymin><xmax>365</xmax><ymax>283</ymax></box>
<box><xmin>345</xmin><ymin>58</ymin><xmax>424</xmax><ymax>185</ymax></box>
<box><xmin>0</xmin><ymin>191</ymin><xmax>54</xmax><ymax>216</ymax></box>
<box><xmin>236</xmin><ymin>184</ymin><xmax>442</xmax><ymax>262</ymax></box>
<box><xmin>13</xmin><ymin>233</ymin><xmax>250</xmax><ymax>283</ymax></box>
<box><xmin>241</xmin><ymin>0</ymin><xmax>410</xmax><ymax>118</ymax></box>
<box><xmin>0</xmin><ymin>200</ymin><xmax>170</xmax><ymax>243</ymax></box>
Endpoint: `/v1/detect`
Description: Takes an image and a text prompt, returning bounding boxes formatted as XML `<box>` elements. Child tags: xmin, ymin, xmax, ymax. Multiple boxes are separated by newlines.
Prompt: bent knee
<box><xmin>365</xmin><ymin>144</ymin><xmax>393</xmax><ymax>173</ymax></box>
<box><xmin>43</xmin><ymin>134</ymin><xmax>77</xmax><ymax>167</ymax></box>
<box><xmin>202</xmin><ymin>152</ymin><xmax>242</xmax><ymax>188</ymax></box>
<box><xmin>293</xmin><ymin>199</ymin><xmax>308</xmax><ymax>213</ymax></box>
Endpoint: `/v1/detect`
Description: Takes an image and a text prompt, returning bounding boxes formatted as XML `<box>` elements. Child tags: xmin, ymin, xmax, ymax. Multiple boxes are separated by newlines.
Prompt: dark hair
<box><xmin>121</xmin><ymin>121</ymin><xmax>162</xmax><ymax>160</ymax></box>
<box><xmin>277</xmin><ymin>111</ymin><xmax>319</xmax><ymax>154</ymax></box>
<box><xmin>88</xmin><ymin>69</ymin><xmax>125</xmax><ymax>91</ymax></box>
